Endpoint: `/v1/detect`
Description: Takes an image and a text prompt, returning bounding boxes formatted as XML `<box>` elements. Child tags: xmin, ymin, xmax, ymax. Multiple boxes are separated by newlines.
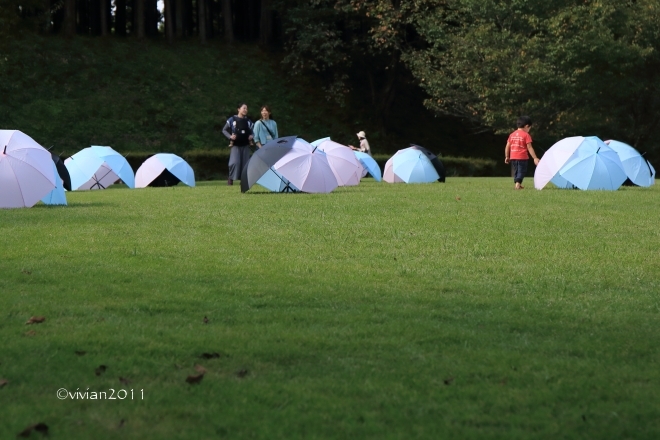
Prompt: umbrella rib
<box><xmin>4</xmin><ymin>156</ymin><xmax>28</xmax><ymax>205</ymax></box>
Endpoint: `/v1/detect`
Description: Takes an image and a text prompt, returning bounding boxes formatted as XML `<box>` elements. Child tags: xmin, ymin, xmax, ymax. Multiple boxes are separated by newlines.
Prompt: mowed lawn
<box><xmin>1</xmin><ymin>178</ymin><xmax>659</xmax><ymax>439</ymax></box>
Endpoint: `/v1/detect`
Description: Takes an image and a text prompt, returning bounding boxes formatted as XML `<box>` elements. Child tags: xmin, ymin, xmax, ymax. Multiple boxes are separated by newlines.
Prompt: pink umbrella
<box><xmin>383</xmin><ymin>152</ymin><xmax>404</xmax><ymax>183</ymax></box>
<box><xmin>316</xmin><ymin>139</ymin><xmax>362</xmax><ymax>186</ymax></box>
<box><xmin>272</xmin><ymin>138</ymin><xmax>338</xmax><ymax>193</ymax></box>
<box><xmin>0</xmin><ymin>130</ymin><xmax>56</xmax><ymax>208</ymax></box>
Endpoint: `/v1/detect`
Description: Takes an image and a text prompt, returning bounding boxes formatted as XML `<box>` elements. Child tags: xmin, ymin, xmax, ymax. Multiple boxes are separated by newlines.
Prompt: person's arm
<box><xmin>253</xmin><ymin>121</ymin><xmax>263</xmax><ymax>147</ymax></box>
<box><xmin>527</xmin><ymin>143</ymin><xmax>540</xmax><ymax>165</ymax></box>
<box><xmin>504</xmin><ymin>141</ymin><xmax>511</xmax><ymax>164</ymax></box>
<box><xmin>272</xmin><ymin>120</ymin><xmax>279</xmax><ymax>139</ymax></box>
<box><xmin>222</xmin><ymin>118</ymin><xmax>235</xmax><ymax>140</ymax></box>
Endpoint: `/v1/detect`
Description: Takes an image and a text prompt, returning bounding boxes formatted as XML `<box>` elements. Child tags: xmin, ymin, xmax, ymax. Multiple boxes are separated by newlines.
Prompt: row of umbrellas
<box><xmin>240</xmin><ymin>137</ymin><xmax>446</xmax><ymax>193</ymax></box>
<box><xmin>534</xmin><ymin>136</ymin><xmax>656</xmax><ymax>190</ymax></box>
<box><xmin>0</xmin><ymin>130</ymin><xmax>198</xmax><ymax>208</ymax></box>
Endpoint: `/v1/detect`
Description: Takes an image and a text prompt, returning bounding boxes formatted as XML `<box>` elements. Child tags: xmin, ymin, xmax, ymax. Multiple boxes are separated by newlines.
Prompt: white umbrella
<box><xmin>135</xmin><ymin>153</ymin><xmax>195</xmax><ymax>188</ymax></box>
<box><xmin>534</xmin><ymin>136</ymin><xmax>584</xmax><ymax>190</ymax></box>
<box><xmin>0</xmin><ymin>130</ymin><xmax>56</xmax><ymax>209</ymax></box>
<box><xmin>316</xmin><ymin>139</ymin><xmax>362</xmax><ymax>186</ymax></box>
<box><xmin>272</xmin><ymin>138</ymin><xmax>338</xmax><ymax>193</ymax></box>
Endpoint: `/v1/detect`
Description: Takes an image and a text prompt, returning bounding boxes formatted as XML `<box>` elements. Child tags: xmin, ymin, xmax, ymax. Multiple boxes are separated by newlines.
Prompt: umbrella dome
<box><xmin>354</xmin><ymin>151</ymin><xmax>382</xmax><ymax>181</ymax></box>
<box><xmin>135</xmin><ymin>153</ymin><xmax>195</xmax><ymax>188</ymax></box>
<box><xmin>65</xmin><ymin>146</ymin><xmax>135</xmax><ymax>190</ymax></box>
<box><xmin>241</xmin><ymin>136</ymin><xmax>301</xmax><ymax>193</ymax></box>
<box><xmin>272</xmin><ymin>138</ymin><xmax>338</xmax><ymax>193</ymax></box>
<box><xmin>0</xmin><ymin>130</ymin><xmax>56</xmax><ymax>208</ymax></box>
<box><xmin>41</xmin><ymin>162</ymin><xmax>67</xmax><ymax>205</ymax></box>
<box><xmin>556</xmin><ymin>137</ymin><xmax>627</xmax><ymax>191</ymax></box>
<box><xmin>315</xmin><ymin>139</ymin><xmax>362</xmax><ymax>186</ymax></box>
<box><xmin>605</xmin><ymin>140</ymin><xmax>655</xmax><ymax>187</ymax></box>
<box><xmin>409</xmin><ymin>144</ymin><xmax>446</xmax><ymax>182</ymax></box>
<box><xmin>534</xmin><ymin>136</ymin><xmax>587</xmax><ymax>190</ymax></box>
<box><xmin>384</xmin><ymin>147</ymin><xmax>439</xmax><ymax>183</ymax></box>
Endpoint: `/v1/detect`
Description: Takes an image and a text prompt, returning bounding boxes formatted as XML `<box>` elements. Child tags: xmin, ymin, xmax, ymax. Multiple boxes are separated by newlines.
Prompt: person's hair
<box><xmin>237</xmin><ymin>102</ymin><xmax>248</xmax><ymax>111</ymax></box>
<box><xmin>260</xmin><ymin>105</ymin><xmax>273</xmax><ymax>119</ymax></box>
<box><xmin>517</xmin><ymin>116</ymin><xmax>532</xmax><ymax>128</ymax></box>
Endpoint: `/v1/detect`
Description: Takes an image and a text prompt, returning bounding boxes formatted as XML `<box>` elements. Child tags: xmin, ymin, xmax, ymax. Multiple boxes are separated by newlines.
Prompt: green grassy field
<box><xmin>1</xmin><ymin>178</ymin><xmax>659</xmax><ymax>439</ymax></box>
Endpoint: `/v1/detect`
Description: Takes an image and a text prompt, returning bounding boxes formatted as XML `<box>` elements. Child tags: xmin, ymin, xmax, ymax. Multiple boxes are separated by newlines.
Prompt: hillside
<box><xmin>0</xmin><ymin>35</ymin><xmax>505</xmax><ymax>163</ymax></box>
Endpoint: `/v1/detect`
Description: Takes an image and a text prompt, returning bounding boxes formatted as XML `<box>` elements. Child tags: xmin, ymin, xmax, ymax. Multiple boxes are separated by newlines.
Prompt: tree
<box><xmin>222</xmin><ymin>0</ymin><xmax>233</xmax><ymax>43</ymax></box>
<box><xmin>63</xmin><ymin>0</ymin><xmax>75</xmax><ymax>36</ymax></box>
<box><xmin>398</xmin><ymin>0</ymin><xmax>660</xmax><ymax>149</ymax></box>
<box><xmin>259</xmin><ymin>0</ymin><xmax>272</xmax><ymax>46</ymax></box>
<box><xmin>198</xmin><ymin>0</ymin><xmax>206</xmax><ymax>44</ymax></box>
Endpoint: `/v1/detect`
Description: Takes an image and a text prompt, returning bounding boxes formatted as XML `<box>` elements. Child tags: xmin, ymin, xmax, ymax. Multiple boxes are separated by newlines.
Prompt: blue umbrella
<box><xmin>558</xmin><ymin>137</ymin><xmax>627</xmax><ymax>190</ymax></box>
<box><xmin>41</xmin><ymin>163</ymin><xmax>67</xmax><ymax>205</ymax></box>
<box><xmin>606</xmin><ymin>140</ymin><xmax>655</xmax><ymax>187</ymax></box>
<box><xmin>391</xmin><ymin>148</ymin><xmax>439</xmax><ymax>183</ymax></box>
<box><xmin>256</xmin><ymin>168</ymin><xmax>300</xmax><ymax>192</ymax></box>
<box><xmin>65</xmin><ymin>146</ymin><xmax>134</xmax><ymax>190</ymax></box>
<box><xmin>354</xmin><ymin>151</ymin><xmax>381</xmax><ymax>181</ymax></box>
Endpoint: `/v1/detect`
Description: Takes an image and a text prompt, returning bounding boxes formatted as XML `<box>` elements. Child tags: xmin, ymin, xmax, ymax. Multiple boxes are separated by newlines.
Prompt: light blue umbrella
<box><xmin>256</xmin><ymin>168</ymin><xmax>300</xmax><ymax>192</ymax></box>
<box><xmin>606</xmin><ymin>140</ymin><xmax>655</xmax><ymax>187</ymax></box>
<box><xmin>354</xmin><ymin>151</ymin><xmax>381</xmax><ymax>181</ymax></box>
<box><xmin>41</xmin><ymin>163</ymin><xmax>67</xmax><ymax>205</ymax></box>
<box><xmin>558</xmin><ymin>137</ymin><xmax>627</xmax><ymax>190</ymax></box>
<box><xmin>65</xmin><ymin>146</ymin><xmax>135</xmax><ymax>190</ymax></box>
<box><xmin>391</xmin><ymin>148</ymin><xmax>439</xmax><ymax>183</ymax></box>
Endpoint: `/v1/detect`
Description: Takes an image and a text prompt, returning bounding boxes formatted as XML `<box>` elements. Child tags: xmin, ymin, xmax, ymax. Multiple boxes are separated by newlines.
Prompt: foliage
<box><xmin>399</xmin><ymin>0</ymin><xmax>660</xmax><ymax>150</ymax></box>
<box><xmin>2</xmin><ymin>179</ymin><xmax>660</xmax><ymax>438</ymax></box>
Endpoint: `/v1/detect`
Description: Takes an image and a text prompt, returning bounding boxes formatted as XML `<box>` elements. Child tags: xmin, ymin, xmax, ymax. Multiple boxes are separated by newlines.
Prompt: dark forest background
<box><xmin>1</xmin><ymin>0</ymin><xmax>659</xmax><ymax>164</ymax></box>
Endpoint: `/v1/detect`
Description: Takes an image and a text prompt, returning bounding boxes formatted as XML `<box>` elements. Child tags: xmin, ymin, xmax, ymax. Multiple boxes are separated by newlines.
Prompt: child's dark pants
<box><xmin>511</xmin><ymin>159</ymin><xmax>528</xmax><ymax>184</ymax></box>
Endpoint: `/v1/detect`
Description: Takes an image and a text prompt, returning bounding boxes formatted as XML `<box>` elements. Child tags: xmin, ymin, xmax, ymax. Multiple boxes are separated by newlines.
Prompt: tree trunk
<box><xmin>100</xmin><ymin>0</ymin><xmax>109</xmax><ymax>36</ymax></box>
<box><xmin>175</xmin><ymin>0</ymin><xmax>184</xmax><ymax>37</ymax></box>
<box><xmin>135</xmin><ymin>0</ymin><xmax>145</xmax><ymax>38</ymax></box>
<box><xmin>64</xmin><ymin>0</ymin><xmax>76</xmax><ymax>36</ymax></box>
<box><xmin>115</xmin><ymin>0</ymin><xmax>126</xmax><ymax>36</ymax></box>
<box><xmin>259</xmin><ymin>0</ymin><xmax>271</xmax><ymax>46</ymax></box>
<box><xmin>223</xmin><ymin>0</ymin><xmax>233</xmax><ymax>43</ymax></box>
<box><xmin>198</xmin><ymin>0</ymin><xmax>206</xmax><ymax>44</ymax></box>
<box><xmin>165</xmin><ymin>0</ymin><xmax>174</xmax><ymax>43</ymax></box>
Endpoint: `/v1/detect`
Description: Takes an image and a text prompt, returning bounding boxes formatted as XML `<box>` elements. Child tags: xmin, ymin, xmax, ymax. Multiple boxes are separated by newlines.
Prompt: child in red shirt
<box><xmin>505</xmin><ymin>116</ymin><xmax>540</xmax><ymax>190</ymax></box>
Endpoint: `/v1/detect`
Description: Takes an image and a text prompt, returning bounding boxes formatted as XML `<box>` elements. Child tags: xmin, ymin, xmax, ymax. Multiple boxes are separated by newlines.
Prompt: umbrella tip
<box><xmin>2</xmin><ymin>145</ymin><xmax>6</xmax><ymax>155</ymax></box>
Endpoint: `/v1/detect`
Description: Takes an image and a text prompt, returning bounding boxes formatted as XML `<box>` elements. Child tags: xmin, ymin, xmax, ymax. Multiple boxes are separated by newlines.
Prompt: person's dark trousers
<box><xmin>511</xmin><ymin>159</ymin><xmax>528</xmax><ymax>184</ymax></box>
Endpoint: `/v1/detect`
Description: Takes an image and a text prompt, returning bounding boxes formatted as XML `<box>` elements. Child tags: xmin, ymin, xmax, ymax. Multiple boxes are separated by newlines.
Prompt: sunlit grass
<box><xmin>1</xmin><ymin>178</ymin><xmax>659</xmax><ymax>439</ymax></box>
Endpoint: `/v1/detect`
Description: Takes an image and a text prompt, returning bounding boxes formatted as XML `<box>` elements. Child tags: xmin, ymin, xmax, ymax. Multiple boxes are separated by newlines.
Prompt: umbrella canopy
<box><xmin>354</xmin><ymin>151</ymin><xmax>382</xmax><ymax>181</ymax></box>
<box><xmin>256</xmin><ymin>168</ymin><xmax>300</xmax><ymax>193</ymax></box>
<box><xmin>41</xmin><ymin>162</ymin><xmax>67</xmax><ymax>205</ymax></box>
<box><xmin>50</xmin><ymin>152</ymin><xmax>72</xmax><ymax>191</ymax></box>
<box><xmin>135</xmin><ymin>153</ymin><xmax>195</xmax><ymax>188</ymax></box>
<box><xmin>272</xmin><ymin>138</ymin><xmax>338</xmax><ymax>193</ymax></box>
<box><xmin>534</xmin><ymin>136</ymin><xmax>584</xmax><ymax>189</ymax></box>
<box><xmin>241</xmin><ymin>136</ymin><xmax>300</xmax><ymax>193</ymax></box>
<box><xmin>0</xmin><ymin>130</ymin><xmax>56</xmax><ymax>209</ymax></box>
<box><xmin>409</xmin><ymin>144</ymin><xmax>446</xmax><ymax>182</ymax></box>
<box><xmin>316</xmin><ymin>139</ymin><xmax>362</xmax><ymax>186</ymax></box>
<box><xmin>65</xmin><ymin>146</ymin><xmax>135</xmax><ymax>190</ymax></box>
<box><xmin>384</xmin><ymin>147</ymin><xmax>439</xmax><ymax>183</ymax></box>
<box><xmin>557</xmin><ymin>137</ymin><xmax>627</xmax><ymax>190</ymax></box>
<box><xmin>605</xmin><ymin>140</ymin><xmax>655</xmax><ymax>187</ymax></box>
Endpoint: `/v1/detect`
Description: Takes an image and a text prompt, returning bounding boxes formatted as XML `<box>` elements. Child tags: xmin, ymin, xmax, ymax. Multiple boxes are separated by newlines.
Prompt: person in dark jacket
<box><xmin>222</xmin><ymin>102</ymin><xmax>254</xmax><ymax>185</ymax></box>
